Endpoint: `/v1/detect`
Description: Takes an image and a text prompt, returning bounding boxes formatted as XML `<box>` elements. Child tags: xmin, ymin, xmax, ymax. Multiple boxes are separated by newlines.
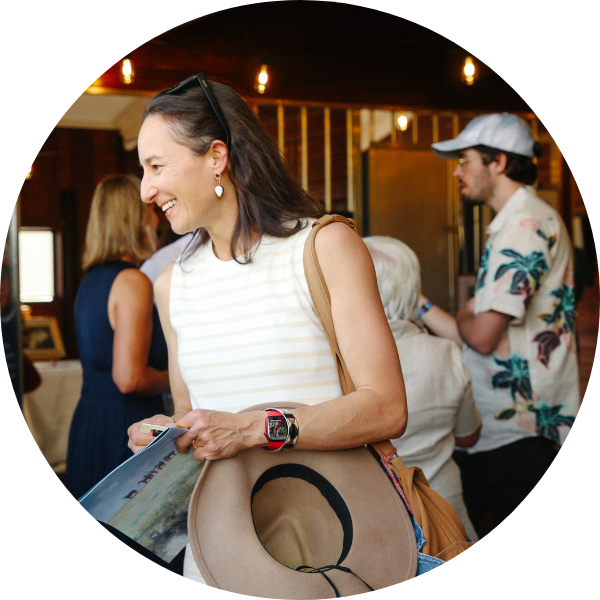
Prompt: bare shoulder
<box><xmin>113</xmin><ymin>267</ymin><xmax>152</xmax><ymax>294</ymax></box>
<box><xmin>154</xmin><ymin>262</ymin><xmax>175</xmax><ymax>301</ymax></box>
<box><xmin>108</xmin><ymin>268</ymin><xmax>153</xmax><ymax>328</ymax></box>
<box><xmin>313</xmin><ymin>221</ymin><xmax>362</xmax><ymax>254</ymax></box>
<box><xmin>314</xmin><ymin>221</ymin><xmax>374</xmax><ymax>281</ymax></box>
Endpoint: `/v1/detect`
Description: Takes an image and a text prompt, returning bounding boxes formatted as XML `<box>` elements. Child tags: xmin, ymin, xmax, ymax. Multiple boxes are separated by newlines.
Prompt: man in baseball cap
<box><xmin>432</xmin><ymin>112</ymin><xmax>538</xmax><ymax>160</ymax></box>
<box><xmin>432</xmin><ymin>113</ymin><xmax>542</xmax><ymax>209</ymax></box>
<box><xmin>420</xmin><ymin>113</ymin><xmax>579</xmax><ymax>537</ymax></box>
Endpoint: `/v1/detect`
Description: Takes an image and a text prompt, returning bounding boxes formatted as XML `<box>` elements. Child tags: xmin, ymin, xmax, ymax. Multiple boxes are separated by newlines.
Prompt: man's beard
<box><xmin>457</xmin><ymin>172</ymin><xmax>494</xmax><ymax>205</ymax></box>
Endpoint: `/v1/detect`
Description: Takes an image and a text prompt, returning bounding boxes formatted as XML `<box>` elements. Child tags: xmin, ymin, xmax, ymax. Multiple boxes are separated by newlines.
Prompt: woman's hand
<box><xmin>127</xmin><ymin>413</ymin><xmax>175</xmax><ymax>453</ymax></box>
<box><xmin>175</xmin><ymin>409</ymin><xmax>264</xmax><ymax>461</ymax></box>
<box><xmin>418</xmin><ymin>294</ymin><xmax>464</xmax><ymax>347</ymax></box>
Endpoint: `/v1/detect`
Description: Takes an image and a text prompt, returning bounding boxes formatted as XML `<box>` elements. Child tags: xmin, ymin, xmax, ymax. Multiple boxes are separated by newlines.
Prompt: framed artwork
<box><xmin>23</xmin><ymin>316</ymin><xmax>66</xmax><ymax>361</ymax></box>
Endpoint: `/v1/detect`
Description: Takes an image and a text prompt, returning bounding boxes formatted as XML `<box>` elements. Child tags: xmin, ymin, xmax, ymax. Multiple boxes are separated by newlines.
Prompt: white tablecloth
<box><xmin>22</xmin><ymin>359</ymin><xmax>82</xmax><ymax>474</ymax></box>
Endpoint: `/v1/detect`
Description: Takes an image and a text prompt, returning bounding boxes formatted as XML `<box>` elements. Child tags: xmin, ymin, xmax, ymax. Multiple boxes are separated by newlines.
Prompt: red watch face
<box><xmin>267</xmin><ymin>416</ymin><xmax>288</xmax><ymax>441</ymax></box>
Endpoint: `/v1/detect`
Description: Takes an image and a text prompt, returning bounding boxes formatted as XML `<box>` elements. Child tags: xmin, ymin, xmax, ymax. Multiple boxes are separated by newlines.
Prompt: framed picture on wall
<box><xmin>23</xmin><ymin>316</ymin><xmax>66</xmax><ymax>361</ymax></box>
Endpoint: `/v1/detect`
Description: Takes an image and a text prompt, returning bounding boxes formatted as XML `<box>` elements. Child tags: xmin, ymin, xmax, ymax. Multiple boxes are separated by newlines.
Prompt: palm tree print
<box><xmin>476</xmin><ymin>245</ymin><xmax>491</xmax><ymax>292</ymax></box>
<box><xmin>539</xmin><ymin>284</ymin><xmax>575</xmax><ymax>334</ymax></box>
<box><xmin>533</xmin><ymin>283</ymin><xmax>576</xmax><ymax>367</ymax></box>
<box><xmin>531</xmin><ymin>402</ymin><xmax>575</xmax><ymax>444</ymax></box>
<box><xmin>494</xmin><ymin>249</ymin><xmax>549</xmax><ymax>307</ymax></box>
<box><xmin>536</xmin><ymin>228</ymin><xmax>557</xmax><ymax>251</ymax></box>
<box><xmin>491</xmin><ymin>351</ymin><xmax>533</xmax><ymax>404</ymax></box>
<box><xmin>490</xmin><ymin>354</ymin><xmax>576</xmax><ymax>441</ymax></box>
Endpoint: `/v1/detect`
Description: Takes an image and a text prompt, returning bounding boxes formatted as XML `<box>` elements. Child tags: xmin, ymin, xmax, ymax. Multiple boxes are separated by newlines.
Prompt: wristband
<box><xmin>418</xmin><ymin>299</ymin><xmax>434</xmax><ymax>320</ymax></box>
<box><xmin>264</xmin><ymin>408</ymin><xmax>299</xmax><ymax>452</ymax></box>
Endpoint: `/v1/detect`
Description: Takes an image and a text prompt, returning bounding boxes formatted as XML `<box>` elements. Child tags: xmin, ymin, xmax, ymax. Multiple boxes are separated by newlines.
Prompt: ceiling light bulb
<box><xmin>121</xmin><ymin>57</ymin><xmax>134</xmax><ymax>85</ymax></box>
<box><xmin>258</xmin><ymin>65</ymin><xmax>269</xmax><ymax>85</ymax></box>
<box><xmin>463</xmin><ymin>57</ymin><xmax>476</xmax><ymax>85</ymax></box>
<box><xmin>398</xmin><ymin>114</ymin><xmax>409</xmax><ymax>131</ymax></box>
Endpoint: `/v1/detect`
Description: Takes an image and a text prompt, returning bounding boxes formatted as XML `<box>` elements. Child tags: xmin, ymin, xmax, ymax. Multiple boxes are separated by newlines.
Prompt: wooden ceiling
<box><xmin>92</xmin><ymin>2</ymin><xmax>531</xmax><ymax>113</ymax></box>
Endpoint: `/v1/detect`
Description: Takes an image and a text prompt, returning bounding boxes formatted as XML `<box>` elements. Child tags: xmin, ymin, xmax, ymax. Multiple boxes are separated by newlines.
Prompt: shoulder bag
<box><xmin>303</xmin><ymin>214</ymin><xmax>475</xmax><ymax>561</ymax></box>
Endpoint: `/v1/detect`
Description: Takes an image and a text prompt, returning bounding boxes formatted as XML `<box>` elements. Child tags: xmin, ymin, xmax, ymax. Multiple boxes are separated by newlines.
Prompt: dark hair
<box><xmin>475</xmin><ymin>143</ymin><xmax>543</xmax><ymax>186</ymax></box>
<box><xmin>143</xmin><ymin>80</ymin><xmax>322</xmax><ymax>263</ymax></box>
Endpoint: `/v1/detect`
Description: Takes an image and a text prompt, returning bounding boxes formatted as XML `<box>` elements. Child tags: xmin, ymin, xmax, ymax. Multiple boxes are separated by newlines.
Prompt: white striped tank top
<box><xmin>169</xmin><ymin>219</ymin><xmax>342</xmax><ymax>413</ymax></box>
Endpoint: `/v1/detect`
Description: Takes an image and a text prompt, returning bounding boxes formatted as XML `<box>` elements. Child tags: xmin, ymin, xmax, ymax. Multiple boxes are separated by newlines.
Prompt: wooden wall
<box><xmin>566</xmin><ymin>161</ymin><xmax>596</xmax><ymax>297</ymax></box>
<box><xmin>17</xmin><ymin>124</ymin><xmax>594</xmax><ymax>361</ymax></box>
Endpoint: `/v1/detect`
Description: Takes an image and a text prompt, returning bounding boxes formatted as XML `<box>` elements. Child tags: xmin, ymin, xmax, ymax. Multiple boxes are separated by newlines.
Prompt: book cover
<box><xmin>79</xmin><ymin>427</ymin><xmax>203</xmax><ymax>562</ymax></box>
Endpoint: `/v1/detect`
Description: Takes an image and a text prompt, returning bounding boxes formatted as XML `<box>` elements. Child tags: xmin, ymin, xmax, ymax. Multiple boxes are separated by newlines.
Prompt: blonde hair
<box><xmin>363</xmin><ymin>236</ymin><xmax>421</xmax><ymax>322</ymax></box>
<box><xmin>82</xmin><ymin>174</ymin><xmax>155</xmax><ymax>271</ymax></box>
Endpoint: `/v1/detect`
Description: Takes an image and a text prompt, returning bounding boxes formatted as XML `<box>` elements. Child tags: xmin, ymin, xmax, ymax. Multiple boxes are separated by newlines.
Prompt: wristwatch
<box><xmin>263</xmin><ymin>408</ymin><xmax>299</xmax><ymax>452</ymax></box>
<box><xmin>418</xmin><ymin>299</ymin><xmax>434</xmax><ymax>320</ymax></box>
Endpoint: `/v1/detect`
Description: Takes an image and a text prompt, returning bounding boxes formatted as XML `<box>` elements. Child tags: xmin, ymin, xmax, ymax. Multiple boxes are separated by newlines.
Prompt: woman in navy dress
<box><xmin>65</xmin><ymin>174</ymin><xmax>169</xmax><ymax>500</ymax></box>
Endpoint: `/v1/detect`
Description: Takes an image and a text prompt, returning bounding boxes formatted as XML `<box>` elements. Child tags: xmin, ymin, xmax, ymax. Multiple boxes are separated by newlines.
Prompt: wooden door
<box><xmin>366</xmin><ymin>146</ymin><xmax>453</xmax><ymax>312</ymax></box>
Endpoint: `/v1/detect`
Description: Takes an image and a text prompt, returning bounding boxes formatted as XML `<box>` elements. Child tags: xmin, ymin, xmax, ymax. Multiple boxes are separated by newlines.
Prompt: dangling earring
<box><xmin>215</xmin><ymin>173</ymin><xmax>224</xmax><ymax>198</ymax></box>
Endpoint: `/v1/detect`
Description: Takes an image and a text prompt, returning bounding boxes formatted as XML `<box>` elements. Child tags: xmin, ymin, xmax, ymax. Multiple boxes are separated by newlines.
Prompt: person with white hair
<box><xmin>364</xmin><ymin>235</ymin><xmax>481</xmax><ymax>542</ymax></box>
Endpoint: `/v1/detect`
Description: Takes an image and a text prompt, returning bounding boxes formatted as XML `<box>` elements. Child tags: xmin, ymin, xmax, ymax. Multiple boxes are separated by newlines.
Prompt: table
<box><xmin>22</xmin><ymin>359</ymin><xmax>82</xmax><ymax>474</ymax></box>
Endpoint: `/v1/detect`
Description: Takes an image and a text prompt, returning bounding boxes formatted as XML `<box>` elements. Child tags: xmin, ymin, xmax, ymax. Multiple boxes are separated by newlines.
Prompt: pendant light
<box><xmin>121</xmin><ymin>56</ymin><xmax>134</xmax><ymax>85</ymax></box>
<box><xmin>463</xmin><ymin>56</ymin><xmax>477</xmax><ymax>85</ymax></box>
<box><xmin>256</xmin><ymin>64</ymin><xmax>269</xmax><ymax>94</ymax></box>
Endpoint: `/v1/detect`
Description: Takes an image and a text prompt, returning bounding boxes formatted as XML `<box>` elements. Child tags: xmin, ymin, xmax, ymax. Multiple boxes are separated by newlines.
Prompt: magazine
<box><xmin>79</xmin><ymin>427</ymin><xmax>203</xmax><ymax>562</ymax></box>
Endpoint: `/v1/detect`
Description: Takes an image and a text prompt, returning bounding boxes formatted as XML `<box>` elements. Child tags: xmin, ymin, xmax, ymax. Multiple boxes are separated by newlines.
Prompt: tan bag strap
<box><xmin>304</xmin><ymin>217</ymin><xmax>465</xmax><ymax>503</ymax></box>
<box><xmin>303</xmin><ymin>215</ymin><xmax>399</xmax><ymax>459</ymax></box>
<box><xmin>303</xmin><ymin>214</ymin><xmax>358</xmax><ymax>396</ymax></box>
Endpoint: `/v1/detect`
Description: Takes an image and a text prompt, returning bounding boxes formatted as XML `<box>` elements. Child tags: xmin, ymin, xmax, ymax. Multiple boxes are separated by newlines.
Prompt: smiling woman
<box><xmin>138</xmin><ymin>75</ymin><xmax>322</xmax><ymax>261</ymax></box>
<box><xmin>127</xmin><ymin>75</ymin><xmax>410</xmax><ymax>585</ymax></box>
<box><xmin>139</xmin><ymin>116</ymin><xmax>227</xmax><ymax>238</ymax></box>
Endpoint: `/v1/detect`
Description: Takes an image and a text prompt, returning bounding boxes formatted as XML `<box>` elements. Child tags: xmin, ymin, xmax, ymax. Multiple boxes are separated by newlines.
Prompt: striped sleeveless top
<box><xmin>169</xmin><ymin>220</ymin><xmax>342</xmax><ymax>413</ymax></box>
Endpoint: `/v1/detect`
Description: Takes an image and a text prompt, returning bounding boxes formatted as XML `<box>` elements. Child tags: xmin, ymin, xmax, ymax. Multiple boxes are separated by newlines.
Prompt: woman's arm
<box><xmin>420</xmin><ymin>294</ymin><xmax>510</xmax><ymax>355</ymax></box>
<box><xmin>418</xmin><ymin>294</ymin><xmax>464</xmax><ymax>347</ymax></box>
<box><xmin>175</xmin><ymin>223</ymin><xmax>409</xmax><ymax>460</ymax></box>
<box><xmin>127</xmin><ymin>263</ymin><xmax>193</xmax><ymax>453</ymax></box>
<box><xmin>109</xmin><ymin>268</ymin><xmax>169</xmax><ymax>395</ymax></box>
<box><xmin>295</xmin><ymin>222</ymin><xmax>407</xmax><ymax>446</ymax></box>
<box><xmin>153</xmin><ymin>263</ymin><xmax>193</xmax><ymax>420</ymax></box>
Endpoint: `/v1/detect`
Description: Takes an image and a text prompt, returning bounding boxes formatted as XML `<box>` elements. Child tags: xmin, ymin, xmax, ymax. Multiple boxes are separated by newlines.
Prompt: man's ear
<box><xmin>210</xmin><ymin>140</ymin><xmax>229</xmax><ymax>173</ymax></box>
<box><xmin>493</xmin><ymin>152</ymin><xmax>508</xmax><ymax>175</ymax></box>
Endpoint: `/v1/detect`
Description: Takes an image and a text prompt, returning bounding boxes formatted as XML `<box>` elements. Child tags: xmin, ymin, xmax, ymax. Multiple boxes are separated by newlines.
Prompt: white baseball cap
<box><xmin>431</xmin><ymin>112</ymin><xmax>535</xmax><ymax>159</ymax></box>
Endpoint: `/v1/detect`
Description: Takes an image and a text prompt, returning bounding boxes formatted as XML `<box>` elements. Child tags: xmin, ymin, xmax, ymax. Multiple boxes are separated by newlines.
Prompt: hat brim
<box><xmin>188</xmin><ymin>402</ymin><xmax>418</xmax><ymax>598</ymax></box>
<box><xmin>430</xmin><ymin>139</ymin><xmax>465</xmax><ymax>159</ymax></box>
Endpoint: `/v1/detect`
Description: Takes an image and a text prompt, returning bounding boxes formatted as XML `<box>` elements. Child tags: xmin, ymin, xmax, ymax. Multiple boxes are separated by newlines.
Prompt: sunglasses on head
<box><xmin>166</xmin><ymin>73</ymin><xmax>232</xmax><ymax>149</ymax></box>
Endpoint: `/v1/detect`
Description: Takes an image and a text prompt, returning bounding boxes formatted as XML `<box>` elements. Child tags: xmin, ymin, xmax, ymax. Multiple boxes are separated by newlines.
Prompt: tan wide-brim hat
<box><xmin>188</xmin><ymin>402</ymin><xmax>418</xmax><ymax>598</ymax></box>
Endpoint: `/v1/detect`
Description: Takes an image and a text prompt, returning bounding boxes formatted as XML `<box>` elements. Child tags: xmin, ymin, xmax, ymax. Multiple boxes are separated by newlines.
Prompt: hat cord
<box><xmin>295</xmin><ymin>564</ymin><xmax>374</xmax><ymax>597</ymax></box>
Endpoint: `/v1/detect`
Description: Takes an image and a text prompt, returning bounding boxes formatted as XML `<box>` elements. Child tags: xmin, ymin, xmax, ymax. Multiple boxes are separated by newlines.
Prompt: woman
<box><xmin>127</xmin><ymin>75</ymin><xmax>407</xmax><ymax>582</ymax></box>
<box><xmin>363</xmin><ymin>235</ymin><xmax>481</xmax><ymax>542</ymax></box>
<box><xmin>65</xmin><ymin>175</ymin><xmax>169</xmax><ymax>500</ymax></box>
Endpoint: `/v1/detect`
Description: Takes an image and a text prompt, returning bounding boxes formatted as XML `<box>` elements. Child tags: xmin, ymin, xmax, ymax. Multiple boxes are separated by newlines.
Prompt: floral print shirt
<box><xmin>462</xmin><ymin>186</ymin><xmax>579</xmax><ymax>453</ymax></box>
